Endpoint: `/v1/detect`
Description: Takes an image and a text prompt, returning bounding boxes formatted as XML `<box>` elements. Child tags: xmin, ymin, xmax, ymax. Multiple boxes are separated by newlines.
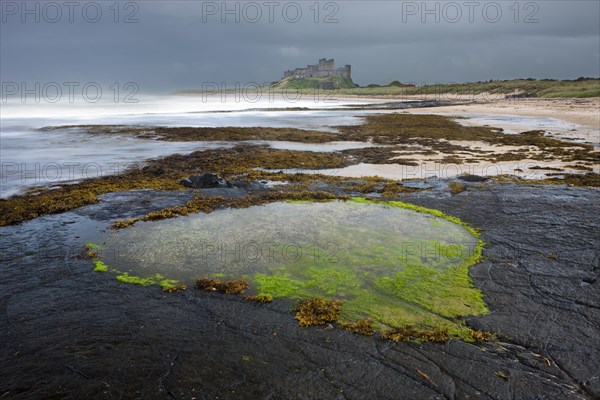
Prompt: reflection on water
<box><xmin>100</xmin><ymin>200</ymin><xmax>476</xmax><ymax>285</ymax></box>
<box><xmin>247</xmin><ymin>140</ymin><xmax>382</xmax><ymax>152</ymax></box>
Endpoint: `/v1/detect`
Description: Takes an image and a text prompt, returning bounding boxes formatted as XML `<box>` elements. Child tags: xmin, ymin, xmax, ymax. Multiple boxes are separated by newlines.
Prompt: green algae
<box><xmin>92</xmin><ymin>260</ymin><xmax>109</xmax><ymax>273</ymax></box>
<box><xmin>115</xmin><ymin>272</ymin><xmax>186</xmax><ymax>292</ymax></box>
<box><xmin>246</xmin><ymin>198</ymin><xmax>487</xmax><ymax>341</ymax></box>
<box><xmin>253</xmin><ymin>272</ymin><xmax>304</xmax><ymax>298</ymax></box>
<box><xmin>116</xmin><ymin>272</ymin><xmax>157</xmax><ymax>286</ymax></box>
<box><xmin>84</xmin><ymin>248</ymin><xmax>186</xmax><ymax>292</ymax></box>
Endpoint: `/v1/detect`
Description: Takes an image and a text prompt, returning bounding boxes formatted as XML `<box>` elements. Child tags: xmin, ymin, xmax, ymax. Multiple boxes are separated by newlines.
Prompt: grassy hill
<box><xmin>272</xmin><ymin>76</ymin><xmax>359</xmax><ymax>90</ymax></box>
<box><xmin>336</xmin><ymin>78</ymin><xmax>600</xmax><ymax>98</ymax></box>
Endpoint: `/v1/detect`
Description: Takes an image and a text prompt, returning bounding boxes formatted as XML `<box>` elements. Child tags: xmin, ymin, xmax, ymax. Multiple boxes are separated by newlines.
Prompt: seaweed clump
<box><xmin>160</xmin><ymin>280</ymin><xmax>187</xmax><ymax>293</ymax></box>
<box><xmin>383</xmin><ymin>326</ymin><xmax>450</xmax><ymax>343</ymax></box>
<box><xmin>295</xmin><ymin>298</ymin><xmax>341</xmax><ymax>327</ymax></box>
<box><xmin>81</xmin><ymin>243</ymin><xmax>101</xmax><ymax>259</ymax></box>
<box><xmin>0</xmin><ymin>145</ymin><xmax>349</xmax><ymax>227</ymax></box>
<box><xmin>340</xmin><ymin>318</ymin><xmax>375</xmax><ymax>336</ymax></box>
<box><xmin>245</xmin><ymin>294</ymin><xmax>273</xmax><ymax>303</ymax></box>
<box><xmin>449</xmin><ymin>181</ymin><xmax>466</xmax><ymax>194</ymax></box>
<box><xmin>196</xmin><ymin>278</ymin><xmax>249</xmax><ymax>294</ymax></box>
<box><xmin>493</xmin><ymin>172</ymin><xmax>600</xmax><ymax>187</ymax></box>
<box><xmin>470</xmin><ymin>329</ymin><xmax>493</xmax><ymax>342</ymax></box>
<box><xmin>553</xmin><ymin>172</ymin><xmax>600</xmax><ymax>187</ymax></box>
<box><xmin>111</xmin><ymin>191</ymin><xmax>345</xmax><ymax>229</ymax></box>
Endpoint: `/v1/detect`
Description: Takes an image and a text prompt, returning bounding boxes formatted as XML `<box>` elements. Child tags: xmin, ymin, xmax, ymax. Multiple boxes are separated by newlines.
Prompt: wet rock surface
<box><xmin>400</xmin><ymin>176</ymin><xmax>445</xmax><ymax>190</ymax></box>
<box><xmin>181</xmin><ymin>173</ymin><xmax>233</xmax><ymax>189</ymax></box>
<box><xmin>1</xmin><ymin>183</ymin><xmax>598</xmax><ymax>399</ymax></box>
<box><xmin>456</xmin><ymin>175</ymin><xmax>489</xmax><ymax>182</ymax></box>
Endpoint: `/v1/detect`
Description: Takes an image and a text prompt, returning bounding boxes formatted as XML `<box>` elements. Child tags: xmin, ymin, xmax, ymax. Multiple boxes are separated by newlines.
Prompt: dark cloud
<box><xmin>1</xmin><ymin>1</ymin><xmax>598</xmax><ymax>92</ymax></box>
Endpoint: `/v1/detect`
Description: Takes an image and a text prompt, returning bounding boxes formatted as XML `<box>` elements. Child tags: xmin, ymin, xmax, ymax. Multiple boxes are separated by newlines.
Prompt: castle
<box><xmin>283</xmin><ymin>58</ymin><xmax>351</xmax><ymax>80</ymax></box>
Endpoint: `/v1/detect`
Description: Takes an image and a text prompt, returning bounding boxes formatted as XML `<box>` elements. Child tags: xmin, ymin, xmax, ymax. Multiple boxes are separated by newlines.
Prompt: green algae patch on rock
<box><xmin>97</xmin><ymin>198</ymin><xmax>487</xmax><ymax>340</ymax></box>
<box><xmin>84</xmin><ymin>250</ymin><xmax>186</xmax><ymax>292</ymax></box>
<box><xmin>92</xmin><ymin>260</ymin><xmax>109</xmax><ymax>273</ymax></box>
<box><xmin>116</xmin><ymin>272</ymin><xmax>157</xmax><ymax>286</ymax></box>
<box><xmin>114</xmin><ymin>272</ymin><xmax>187</xmax><ymax>292</ymax></box>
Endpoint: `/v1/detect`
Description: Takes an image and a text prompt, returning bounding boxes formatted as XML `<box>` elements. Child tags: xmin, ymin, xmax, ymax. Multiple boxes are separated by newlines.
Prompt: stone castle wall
<box><xmin>283</xmin><ymin>58</ymin><xmax>351</xmax><ymax>80</ymax></box>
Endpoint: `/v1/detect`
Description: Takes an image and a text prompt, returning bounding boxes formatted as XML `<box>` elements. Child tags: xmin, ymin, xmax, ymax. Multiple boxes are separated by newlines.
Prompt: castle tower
<box><xmin>282</xmin><ymin>59</ymin><xmax>352</xmax><ymax>81</ymax></box>
<box><xmin>343</xmin><ymin>65</ymin><xmax>351</xmax><ymax>79</ymax></box>
<box><xmin>318</xmin><ymin>58</ymin><xmax>327</xmax><ymax>70</ymax></box>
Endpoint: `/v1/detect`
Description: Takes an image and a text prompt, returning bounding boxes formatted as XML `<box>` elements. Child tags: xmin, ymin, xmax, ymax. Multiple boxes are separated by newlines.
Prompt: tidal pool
<box><xmin>96</xmin><ymin>199</ymin><xmax>487</xmax><ymax>338</ymax></box>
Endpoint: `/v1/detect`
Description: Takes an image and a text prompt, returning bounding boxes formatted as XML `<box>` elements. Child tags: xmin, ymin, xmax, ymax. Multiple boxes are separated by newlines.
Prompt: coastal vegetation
<box><xmin>341</xmin><ymin>78</ymin><xmax>600</xmax><ymax>98</ymax></box>
<box><xmin>272</xmin><ymin>76</ymin><xmax>358</xmax><ymax>90</ymax></box>
<box><xmin>179</xmin><ymin>78</ymin><xmax>600</xmax><ymax>98</ymax></box>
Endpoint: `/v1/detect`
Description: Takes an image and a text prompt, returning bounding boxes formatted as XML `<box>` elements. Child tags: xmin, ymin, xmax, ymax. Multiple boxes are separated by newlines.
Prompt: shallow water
<box><xmin>0</xmin><ymin>127</ymin><xmax>379</xmax><ymax>197</ymax></box>
<box><xmin>0</xmin><ymin>94</ymin><xmax>380</xmax><ymax>131</ymax></box>
<box><xmin>263</xmin><ymin>159</ymin><xmax>582</xmax><ymax>181</ymax></box>
<box><xmin>0</xmin><ymin>130</ymin><xmax>236</xmax><ymax>198</ymax></box>
<box><xmin>94</xmin><ymin>200</ymin><xmax>484</xmax><ymax>329</ymax></box>
<box><xmin>100</xmin><ymin>200</ymin><xmax>475</xmax><ymax>280</ymax></box>
<box><xmin>454</xmin><ymin>113</ymin><xmax>581</xmax><ymax>134</ymax></box>
<box><xmin>455</xmin><ymin>113</ymin><xmax>600</xmax><ymax>147</ymax></box>
<box><xmin>246</xmin><ymin>140</ymin><xmax>382</xmax><ymax>152</ymax></box>
<box><xmin>0</xmin><ymin>95</ymin><xmax>387</xmax><ymax>197</ymax></box>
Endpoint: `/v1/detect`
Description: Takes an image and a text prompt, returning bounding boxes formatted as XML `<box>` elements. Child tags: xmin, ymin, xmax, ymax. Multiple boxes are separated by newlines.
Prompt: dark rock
<box><xmin>1</xmin><ymin>182</ymin><xmax>598</xmax><ymax>399</ymax></box>
<box><xmin>179</xmin><ymin>178</ymin><xmax>193</xmax><ymax>188</ymax></box>
<box><xmin>193</xmin><ymin>187</ymin><xmax>248</xmax><ymax>199</ymax></box>
<box><xmin>400</xmin><ymin>176</ymin><xmax>443</xmax><ymax>190</ymax></box>
<box><xmin>141</xmin><ymin>165</ymin><xmax>165</xmax><ymax>176</ymax></box>
<box><xmin>457</xmin><ymin>175</ymin><xmax>488</xmax><ymax>182</ymax></box>
<box><xmin>181</xmin><ymin>173</ymin><xmax>232</xmax><ymax>189</ymax></box>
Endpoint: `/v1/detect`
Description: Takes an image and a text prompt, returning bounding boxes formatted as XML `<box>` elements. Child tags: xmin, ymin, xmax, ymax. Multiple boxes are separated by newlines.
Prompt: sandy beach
<box><xmin>328</xmin><ymin>95</ymin><xmax>600</xmax><ymax>147</ymax></box>
<box><xmin>407</xmin><ymin>97</ymin><xmax>599</xmax><ymax>141</ymax></box>
<box><xmin>331</xmin><ymin>96</ymin><xmax>599</xmax><ymax>128</ymax></box>
<box><xmin>412</xmin><ymin>97</ymin><xmax>600</xmax><ymax>129</ymax></box>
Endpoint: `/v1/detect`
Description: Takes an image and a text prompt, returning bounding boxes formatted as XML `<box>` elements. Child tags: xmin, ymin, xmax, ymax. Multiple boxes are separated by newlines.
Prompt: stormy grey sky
<box><xmin>1</xmin><ymin>0</ymin><xmax>599</xmax><ymax>93</ymax></box>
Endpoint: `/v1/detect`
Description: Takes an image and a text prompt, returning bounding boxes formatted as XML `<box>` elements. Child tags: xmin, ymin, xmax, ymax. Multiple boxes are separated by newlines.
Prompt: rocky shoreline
<box><xmin>1</xmin><ymin>179</ymin><xmax>598</xmax><ymax>399</ymax></box>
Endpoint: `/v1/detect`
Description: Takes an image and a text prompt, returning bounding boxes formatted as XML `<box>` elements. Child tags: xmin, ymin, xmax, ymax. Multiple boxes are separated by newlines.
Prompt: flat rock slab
<box><xmin>0</xmin><ymin>183</ymin><xmax>598</xmax><ymax>399</ymax></box>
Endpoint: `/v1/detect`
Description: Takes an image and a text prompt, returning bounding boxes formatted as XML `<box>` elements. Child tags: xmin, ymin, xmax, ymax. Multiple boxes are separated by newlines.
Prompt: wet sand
<box><xmin>403</xmin><ymin>98</ymin><xmax>600</xmax><ymax>146</ymax></box>
<box><xmin>410</xmin><ymin>97</ymin><xmax>599</xmax><ymax>128</ymax></box>
<box><xmin>330</xmin><ymin>96</ymin><xmax>599</xmax><ymax>129</ymax></box>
